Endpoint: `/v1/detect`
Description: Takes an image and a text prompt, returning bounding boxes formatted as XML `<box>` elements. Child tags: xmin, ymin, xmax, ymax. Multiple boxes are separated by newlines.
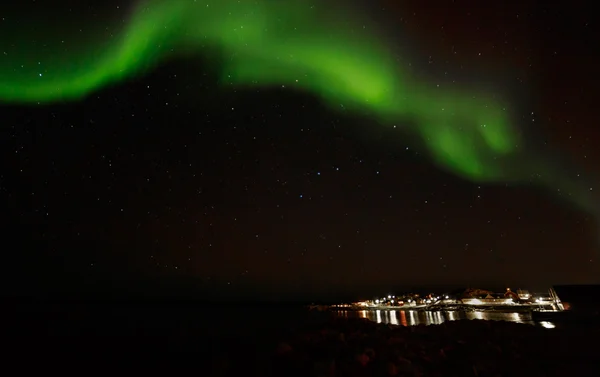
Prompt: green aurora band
<box><xmin>0</xmin><ymin>0</ymin><xmax>596</xmax><ymax>215</ymax></box>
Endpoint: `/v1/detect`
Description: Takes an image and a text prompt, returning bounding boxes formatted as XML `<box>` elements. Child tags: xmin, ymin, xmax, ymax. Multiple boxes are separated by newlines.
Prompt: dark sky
<box><xmin>1</xmin><ymin>0</ymin><xmax>599</xmax><ymax>301</ymax></box>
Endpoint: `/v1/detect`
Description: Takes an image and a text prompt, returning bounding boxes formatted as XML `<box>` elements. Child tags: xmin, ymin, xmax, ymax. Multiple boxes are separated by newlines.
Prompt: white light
<box><xmin>445</xmin><ymin>296</ymin><xmax>449</xmax><ymax>299</ymax></box>
<box><xmin>540</xmin><ymin>321</ymin><xmax>556</xmax><ymax>329</ymax></box>
<box><xmin>388</xmin><ymin>295</ymin><xmax>391</xmax><ymax>299</ymax></box>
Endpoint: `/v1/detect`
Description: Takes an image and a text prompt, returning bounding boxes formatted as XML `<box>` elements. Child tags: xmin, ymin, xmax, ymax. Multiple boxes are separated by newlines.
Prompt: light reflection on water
<box><xmin>338</xmin><ymin>309</ymin><xmax>554</xmax><ymax>328</ymax></box>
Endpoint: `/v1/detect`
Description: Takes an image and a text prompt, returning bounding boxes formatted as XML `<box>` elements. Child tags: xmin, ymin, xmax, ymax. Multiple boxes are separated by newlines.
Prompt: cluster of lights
<box><xmin>366</xmin><ymin>291</ymin><xmax>556</xmax><ymax>311</ymax></box>
<box><xmin>372</xmin><ymin>294</ymin><xmax>450</xmax><ymax>306</ymax></box>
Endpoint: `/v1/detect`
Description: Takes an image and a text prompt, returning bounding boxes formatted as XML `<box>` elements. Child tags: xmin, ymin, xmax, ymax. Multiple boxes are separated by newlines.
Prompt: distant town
<box><xmin>312</xmin><ymin>287</ymin><xmax>566</xmax><ymax>312</ymax></box>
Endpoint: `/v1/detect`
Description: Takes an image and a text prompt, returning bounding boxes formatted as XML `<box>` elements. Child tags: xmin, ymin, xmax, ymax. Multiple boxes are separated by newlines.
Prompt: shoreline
<box><xmin>326</xmin><ymin>304</ymin><xmax>540</xmax><ymax>313</ymax></box>
<box><xmin>272</xmin><ymin>317</ymin><xmax>598</xmax><ymax>376</ymax></box>
<box><xmin>4</xmin><ymin>308</ymin><xmax>598</xmax><ymax>374</ymax></box>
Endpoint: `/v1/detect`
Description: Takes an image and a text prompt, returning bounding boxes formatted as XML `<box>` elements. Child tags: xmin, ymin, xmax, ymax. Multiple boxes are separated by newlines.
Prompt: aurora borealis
<box><xmin>0</xmin><ymin>0</ymin><xmax>520</xmax><ymax>182</ymax></box>
<box><xmin>2</xmin><ymin>0</ymin><xmax>599</xmax><ymax>296</ymax></box>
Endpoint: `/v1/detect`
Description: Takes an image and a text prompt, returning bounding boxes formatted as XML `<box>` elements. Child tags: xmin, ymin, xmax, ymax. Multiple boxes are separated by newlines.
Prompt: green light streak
<box><xmin>0</xmin><ymin>0</ymin><xmax>560</xmax><ymax>192</ymax></box>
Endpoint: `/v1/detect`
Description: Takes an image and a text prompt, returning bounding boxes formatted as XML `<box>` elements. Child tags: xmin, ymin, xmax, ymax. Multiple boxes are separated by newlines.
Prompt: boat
<box><xmin>532</xmin><ymin>308</ymin><xmax>599</xmax><ymax>323</ymax></box>
<box><xmin>531</xmin><ymin>285</ymin><xmax>600</xmax><ymax>324</ymax></box>
<box><xmin>532</xmin><ymin>309</ymin><xmax>573</xmax><ymax>321</ymax></box>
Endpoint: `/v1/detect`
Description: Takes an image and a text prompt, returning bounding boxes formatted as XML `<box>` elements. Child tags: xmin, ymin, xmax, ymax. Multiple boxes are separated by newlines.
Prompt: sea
<box><xmin>5</xmin><ymin>300</ymin><xmax>558</xmax><ymax>340</ymax></box>
<box><xmin>2</xmin><ymin>299</ymin><xmax>591</xmax><ymax>373</ymax></box>
<box><xmin>333</xmin><ymin>308</ymin><xmax>557</xmax><ymax>329</ymax></box>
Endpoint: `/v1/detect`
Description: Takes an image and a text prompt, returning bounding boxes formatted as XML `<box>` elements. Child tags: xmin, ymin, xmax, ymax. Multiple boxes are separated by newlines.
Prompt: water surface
<box><xmin>335</xmin><ymin>309</ymin><xmax>556</xmax><ymax>329</ymax></box>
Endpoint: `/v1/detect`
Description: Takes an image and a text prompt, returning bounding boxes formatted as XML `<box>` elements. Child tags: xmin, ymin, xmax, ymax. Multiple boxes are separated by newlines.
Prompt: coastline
<box><xmin>326</xmin><ymin>304</ymin><xmax>538</xmax><ymax>313</ymax></box>
<box><xmin>4</xmin><ymin>302</ymin><xmax>598</xmax><ymax>374</ymax></box>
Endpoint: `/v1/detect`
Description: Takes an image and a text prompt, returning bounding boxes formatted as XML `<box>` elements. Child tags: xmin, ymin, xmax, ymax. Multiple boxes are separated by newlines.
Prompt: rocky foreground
<box><xmin>245</xmin><ymin>318</ymin><xmax>598</xmax><ymax>377</ymax></box>
<box><xmin>5</xmin><ymin>313</ymin><xmax>599</xmax><ymax>376</ymax></box>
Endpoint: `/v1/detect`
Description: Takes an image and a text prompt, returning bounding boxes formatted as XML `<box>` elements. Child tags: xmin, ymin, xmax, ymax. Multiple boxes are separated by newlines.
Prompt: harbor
<box><xmin>313</xmin><ymin>285</ymin><xmax>600</xmax><ymax>326</ymax></box>
<box><xmin>320</xmin><ymin>287</ymin><xmax>564</xmax><ymax>312</ymax></box>
<box><xmin>337</xmin><ymin>306</ymin><xmax>554</xmax><ymax>328</ymax></box>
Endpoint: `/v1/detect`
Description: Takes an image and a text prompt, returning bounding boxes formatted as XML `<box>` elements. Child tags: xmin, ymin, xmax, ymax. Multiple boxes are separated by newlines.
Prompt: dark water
<box><xmin>7</xmin><ymin>302</ymin><xmax>317</xmax><ymax>336</ymax></box>
<box><xmin>5</xmin><ymin>301</ymin><xmax>558</xmax><ymax>344</ymax></box>
<box><xmin>334</xmin><ymin>309</ymin><xmax>557</xmax><ymax>329</ymax></box>
<box><xmin>5</xmin><ymin>303</ymin><xmax>597</xmax><ymax>375</ymax></box>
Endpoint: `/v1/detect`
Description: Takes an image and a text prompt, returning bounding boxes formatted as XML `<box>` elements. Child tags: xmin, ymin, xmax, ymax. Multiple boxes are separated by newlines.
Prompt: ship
<box><xmin>531</xmin><ymin>285</ymin><xmax>600</xmax><ymax>323</ymax></box>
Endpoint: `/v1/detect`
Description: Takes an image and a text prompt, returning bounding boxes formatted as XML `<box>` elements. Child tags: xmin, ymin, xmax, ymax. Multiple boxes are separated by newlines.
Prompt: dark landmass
<box><xmin>2</xmin><ymin>298</ymin><xmax>598</xmax><ymax>376</ymax></box>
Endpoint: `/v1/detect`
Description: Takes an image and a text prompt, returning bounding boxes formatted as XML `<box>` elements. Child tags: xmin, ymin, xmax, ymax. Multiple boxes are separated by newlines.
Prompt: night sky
<box><xmin>1</xmin><ymin>0</ymin><xmax>599</xmax><ymax>301</ymax></box>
